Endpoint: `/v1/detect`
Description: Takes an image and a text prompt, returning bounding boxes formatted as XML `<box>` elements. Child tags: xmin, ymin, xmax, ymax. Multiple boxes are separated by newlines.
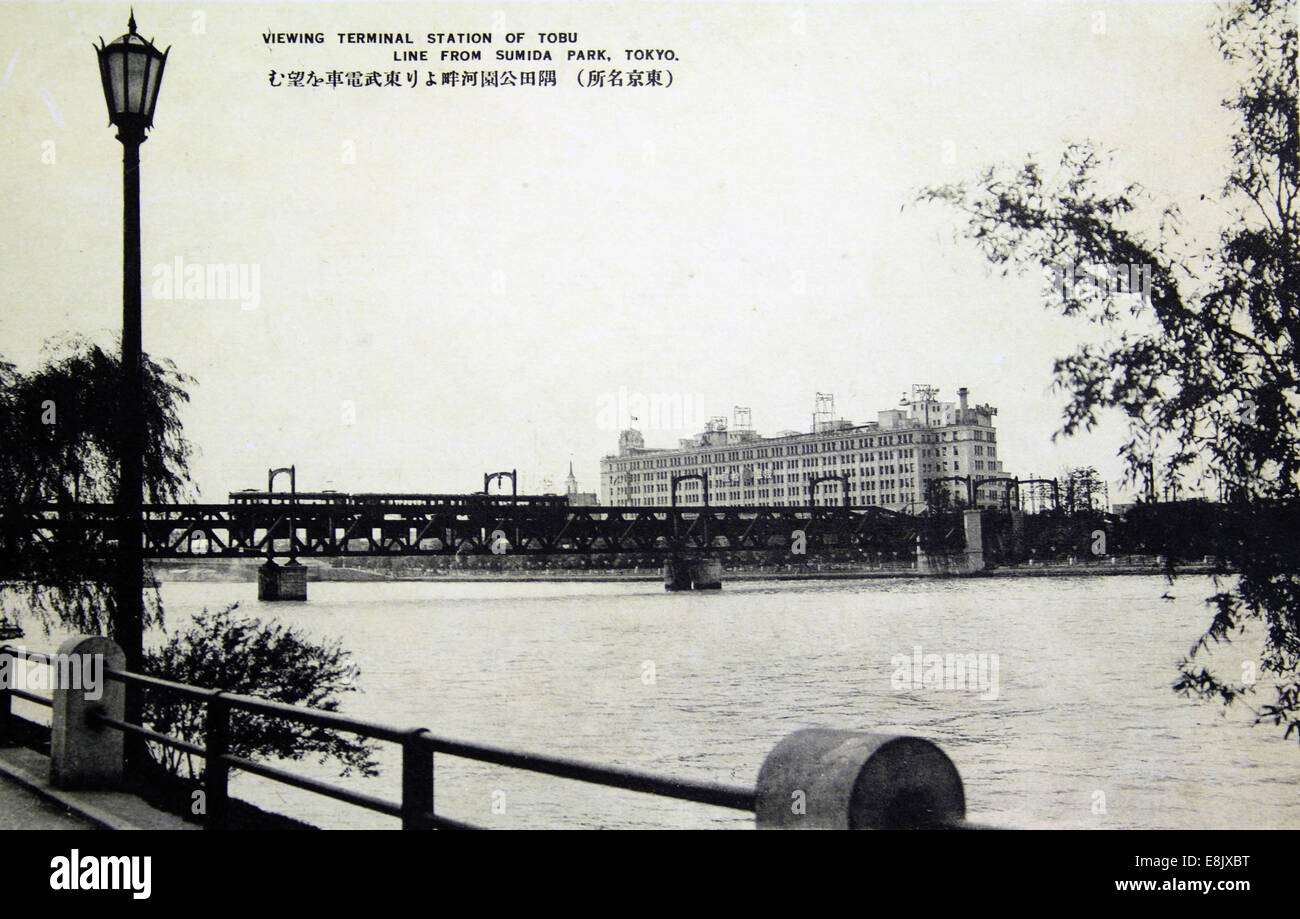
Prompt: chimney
<box><xmin>958</xmin><ymin>387</ymin><xmax>969</xmax><ymax>414</ymax></box>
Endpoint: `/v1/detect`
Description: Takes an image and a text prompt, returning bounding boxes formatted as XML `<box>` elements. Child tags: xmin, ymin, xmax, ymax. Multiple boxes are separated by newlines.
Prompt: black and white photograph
<box><xmin>0</xmin><ymin>0</ymin><xmax>1293</xmax><ymax>897</ymax></box>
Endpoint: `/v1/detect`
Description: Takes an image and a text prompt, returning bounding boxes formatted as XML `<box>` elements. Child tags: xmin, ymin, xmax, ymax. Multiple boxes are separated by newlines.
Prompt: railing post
<box><xmin>205</xmin><ymin>692</ymin><xmax>230</xmax><ymax>829</ymax></box>
<box><xmin>50</xmin><ymin>636</ymin><xmax>125</xmax><ymax>789</ymax></box>
<box><xmin>755</xmin><ymin>728</ymin><xmax>966</xmax><ymax>829</ymax></box>
<box><xmin>401</xmin><ymin>728</ymin><xmax>434</xmax><ymax>829</ymax></box>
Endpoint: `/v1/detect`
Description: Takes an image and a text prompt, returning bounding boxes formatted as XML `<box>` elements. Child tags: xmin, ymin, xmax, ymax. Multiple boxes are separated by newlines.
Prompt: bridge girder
<box><xmin>1</xmin><ymin>500</ymin><xmax>960</xmax><ymax>562</ymax></box>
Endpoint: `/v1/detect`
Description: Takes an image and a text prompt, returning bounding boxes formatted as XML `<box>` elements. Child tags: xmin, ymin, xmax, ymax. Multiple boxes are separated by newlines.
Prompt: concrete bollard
<box><xmin>756</xmin><ymin>728</ymin><xmax>965</xmax><ymax>829</ymax></box>
<box><xmin>50</xmin><ymin>636</ymin><xmax>125</xmax><ymax>790</ymax></box>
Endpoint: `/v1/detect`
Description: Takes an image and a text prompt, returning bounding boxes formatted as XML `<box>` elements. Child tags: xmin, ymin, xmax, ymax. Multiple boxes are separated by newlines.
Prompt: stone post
<box><xmin>50</xmin><ymin>635</ymin><xmax>125</xmax><ymax>789</ymax></box>
<box><xmin>755</xmin><ymin>728</ymin><xmax>965</xmax><ymax>828</ymax></box>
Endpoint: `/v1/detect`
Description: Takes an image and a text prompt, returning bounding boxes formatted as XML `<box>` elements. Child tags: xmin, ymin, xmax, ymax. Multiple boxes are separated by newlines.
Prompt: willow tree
<box><xmin>0</xmin><ymin>339</ymin><xmax>376</xmax><ymax>785</ymax></box>
<box><xmin>0</xmin><ymin>336</ymin><xmax>195</xmax><ymax>637</ymax></box>
<box><xmin>918</xmin><ymin>0</ymin><xmax>1299</xmax><ymax>741</ymax></box>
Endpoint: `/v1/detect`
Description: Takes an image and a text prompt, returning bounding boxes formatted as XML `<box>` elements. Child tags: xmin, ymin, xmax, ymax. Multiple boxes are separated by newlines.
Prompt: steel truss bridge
<box><xmin>1</xmin><ymin>493</ymin><xmax>965</xmax><ymax>561</ymax></box>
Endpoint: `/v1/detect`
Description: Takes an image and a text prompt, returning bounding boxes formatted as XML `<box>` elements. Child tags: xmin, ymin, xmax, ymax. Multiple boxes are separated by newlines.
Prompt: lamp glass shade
<box><xmin>96</xmin><ymin>21</ymin><xmax>168</xmax><ymax>130</ymax></box>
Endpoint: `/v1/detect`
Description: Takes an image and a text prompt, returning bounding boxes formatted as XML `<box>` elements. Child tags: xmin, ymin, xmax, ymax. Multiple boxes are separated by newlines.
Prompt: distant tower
<box><xmin>565</xmin><ymin>461</ymin><xmax>578</xmax><ymax>497</ymax></box>
<box><xmin>813</xmin><ymin>393</ymin><xmax>835</xmax><ymax>432</ymax></box>
<box><xmin>618</xmin><ymin>429</ymin><xmax>645</xmax><ymax>456</ymax></box>
<box><xmin>906</xmin><ymin>384</ymin><xmax>940</xmax><ymax>426</ymax></box>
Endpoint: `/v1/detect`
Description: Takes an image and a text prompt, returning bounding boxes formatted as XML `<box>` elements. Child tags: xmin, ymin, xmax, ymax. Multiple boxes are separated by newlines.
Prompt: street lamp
<box><xmin>95</xmin><ymin>11</ymin><xmax>168</xmax><ymax>683</ymax></box>
<box><xmin>95</xmin><ymin>12</ymin><xmax>168</xmax><ymax>137</ymax></box>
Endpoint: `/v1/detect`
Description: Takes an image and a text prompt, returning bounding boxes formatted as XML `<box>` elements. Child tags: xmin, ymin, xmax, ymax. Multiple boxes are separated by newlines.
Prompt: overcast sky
<box><xmin>0</xmin><ymin>1</ymin><xmax>1240</xmax><ymax>500</ymax></box>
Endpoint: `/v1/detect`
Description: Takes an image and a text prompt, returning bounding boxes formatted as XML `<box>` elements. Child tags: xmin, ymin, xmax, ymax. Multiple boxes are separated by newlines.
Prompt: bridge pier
<box><xmin>916</xmin><ymin>510</ymin><xmax>986</xmax><ymax>575</ymax></box>
<box><xmin>664</xmin><ymin>556</ymin><xmax>722</xmax><ymax>591</ymax></box>
<box><xmin>258</xmin><ymin>559</ymin><xmax>308</xmax><ymax>601</ymax></box>
<box><xmin>963</xmin><ymin>509</ymin><xmax>985</xmax><ymax>571</ymax></box>
<box><xmin>1009</xmin><ymin>507</ymin><xmax>1025</xmax><ymax>557</ymax></box>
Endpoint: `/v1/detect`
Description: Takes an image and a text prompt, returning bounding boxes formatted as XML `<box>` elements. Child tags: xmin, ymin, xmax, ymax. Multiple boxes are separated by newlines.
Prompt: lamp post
<box><xmin>95</xmin><ymin>12</ymin><xmax>168</xmax><ymax>689</ymax></box>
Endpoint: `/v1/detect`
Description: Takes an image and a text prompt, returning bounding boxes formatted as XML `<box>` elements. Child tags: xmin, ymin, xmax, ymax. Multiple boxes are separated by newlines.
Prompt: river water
<box><xmin>14</xmin><ymin>574</ymin><xmax>1300</xmax><ymax>829</ymax></box>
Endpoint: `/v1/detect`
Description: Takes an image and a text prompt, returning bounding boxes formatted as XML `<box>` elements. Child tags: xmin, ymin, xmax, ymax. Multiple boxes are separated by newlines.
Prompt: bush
<box><xmin>142</xmin><ymin>605</ymin><xmax>379</xmax><ymax>781</ymax></box>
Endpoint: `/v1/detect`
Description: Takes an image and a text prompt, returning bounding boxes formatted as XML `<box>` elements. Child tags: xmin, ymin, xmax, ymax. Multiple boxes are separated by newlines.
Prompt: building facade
<box><xmin>598</xmin><ymin>387</ymin><xmax>1012</xmax><ymax>512</ymax></box>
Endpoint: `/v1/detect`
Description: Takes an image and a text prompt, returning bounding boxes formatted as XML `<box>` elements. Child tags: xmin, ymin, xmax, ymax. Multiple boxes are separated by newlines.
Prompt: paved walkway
<box><xmin>0</xmin><ymin>746</ymin><xmax>196</xmax><ymax>830</ymax></box>
<box><xmin>0</xmin><ymin>774</ymin><xmax>100</xmax><ymax>829</ymax></box>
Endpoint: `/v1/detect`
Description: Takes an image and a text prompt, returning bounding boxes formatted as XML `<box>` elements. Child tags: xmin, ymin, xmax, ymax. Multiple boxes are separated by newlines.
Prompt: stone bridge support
<box><xmin>916</xmin><ymin>510</ymin><xmax>986</xmax><ymax>575</ymax></box>
<box><xmin>663</xmin><ymin>555</ymin><xmax>723</xmax><ymax>591</ymax></box>
<box><xmin>258</xmin><ymin>559</ymin><xmax>308</xmax><ymax>600</ymax></box>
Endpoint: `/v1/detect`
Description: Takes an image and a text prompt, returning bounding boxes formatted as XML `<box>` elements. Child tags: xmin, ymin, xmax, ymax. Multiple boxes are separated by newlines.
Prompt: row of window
<box><xmin>605</xmin><ymin>491</ymin><xmax>1006</xmax><ymax>508</ymax></box>
<box><xmin>610</xmin><ymin>425</ymin><xmax>997</xmax><ymax>473</ymax></box>
<box><xmin>604</xmin><ymin>493</ymin><xmax>917</xmax><ymax>507</ymax></box>
<box><xmin>609</xmin><ymin>444</ymin><xmax>995</xmax><ymax>475</ymax></box>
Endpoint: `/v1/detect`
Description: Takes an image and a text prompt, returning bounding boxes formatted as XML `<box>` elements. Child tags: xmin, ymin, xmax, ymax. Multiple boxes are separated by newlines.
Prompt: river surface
<box><xmin>13</xmin><ymin>575</ymin><xmax>1300</xmax><ymax>829</ymax></box>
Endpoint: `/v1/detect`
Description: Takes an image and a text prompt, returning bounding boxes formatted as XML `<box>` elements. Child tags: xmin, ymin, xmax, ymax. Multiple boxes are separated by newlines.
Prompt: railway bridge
<box><xmin>0</xmin><ymin>489</ymin><xmax>982</xmax><ymax>598</ymax></box>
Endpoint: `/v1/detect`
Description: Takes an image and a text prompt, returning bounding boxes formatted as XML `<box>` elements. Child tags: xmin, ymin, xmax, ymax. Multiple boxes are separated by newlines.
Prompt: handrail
<box><xmin>105</xmin><ymin>665</ymin><xmax>754</xmax><ymax>808</ymax></box>
<box><xmin>1</xmin><ymin>646</ymin><xmax>55</xmax><ymax>665</ymax></box>
<box><xmin>105</xmin><ymin>669</ymin><xmax>413</xmax><ymax>743</ymax></box>
<box><xmin>8</xmin><ymin>688</ymin><xmax>53</xmax><ymax>707</ymax></box>
<box><xmin>1</xmin><ymin>642</ymin><xmax>991</xmax><ymax>830</ymax></box>
<box><xmin>0</xmin><ymin>643</ymin><xmax>759</xmax><ymax>829</ymax></box>
<box><xmin>2</xmin><ymin>647</ymin><xmax>57</xmax><ymax>707</ymax></box>
<box><xmin>413</xmin><ymin>733</ymin><xmax>757</xmax><ymax>810</ymax></box>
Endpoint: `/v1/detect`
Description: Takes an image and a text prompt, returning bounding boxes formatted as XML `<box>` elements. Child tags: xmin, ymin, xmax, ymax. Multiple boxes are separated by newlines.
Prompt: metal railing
<box><xmin>0</xmin><ymin>645</ymin><xmax>55</xmax><ymax>720</ymax></box>
<box><xmin>0</xmin><ymin>643</ymin><xmax>755</xmax><ymax>829</ymax></box>
<box><xmin>1</xmin><ymin>639</ymin><xmax>986</xmax><ymax>829</ymax></box>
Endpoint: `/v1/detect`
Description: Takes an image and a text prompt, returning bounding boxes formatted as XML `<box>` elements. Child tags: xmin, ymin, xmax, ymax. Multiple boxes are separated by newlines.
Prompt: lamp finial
<box><xmin>128</xmin><ymin>8</ymin><xmax>137</xmax><ymax>33</ymax></box>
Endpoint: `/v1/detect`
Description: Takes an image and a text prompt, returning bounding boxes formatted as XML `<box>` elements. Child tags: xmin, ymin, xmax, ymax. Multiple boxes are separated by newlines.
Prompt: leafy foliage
<box><xmin>1065</xmin><ymin>466</ymin><xmax>1105</xmax><ymax>512</ymax></box>
<box><xmin>0</xmin><ymin>336</ymin><xmax>195</xmax><ymax>637</ymax></box>
<box><xmin>1</xmin><ymin>340</ymin><xmax>383</xmax><ymax>782</ymax></box>
<box><xmin>918</xmin><ymin>0</ymin><xmax>1300</xmax><ymax>741</ymax></box>
<box><xmin>142</xmin><ymin>605</ymin><xmax>379</xmax><ymax>780</ymax></box>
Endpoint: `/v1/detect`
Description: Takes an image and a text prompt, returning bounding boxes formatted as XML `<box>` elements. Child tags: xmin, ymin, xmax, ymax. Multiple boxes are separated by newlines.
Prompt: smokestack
<box><xmin>958</xmin><ymin>387</ymin><xmax>969</xmax><ymax>415</ymax></box>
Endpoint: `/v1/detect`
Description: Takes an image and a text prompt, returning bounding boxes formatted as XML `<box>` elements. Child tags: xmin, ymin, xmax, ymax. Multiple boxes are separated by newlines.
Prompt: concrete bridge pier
<box><xmin>664</xmin><ymin>556</ymin><xmax>723</xmax><ymax>591</ymax></box>
<box><xmin>963</xmin><ymin>509</ymin><xmax>985</xmax><ymax>571</ymax></box>
<box><xmin>916</xmin><ymin>510</ymin><xmax>986</xmax><ymax>575</ymax></box>
<box><xmin>258</xmin><ymin>559</ymin><xmax>308</xmax><ymax>601</ymax></box>
<box><xmin>1009</xmin><ymin>508</ymin><xmax>1025</xmax><ymax>557</ymax></box>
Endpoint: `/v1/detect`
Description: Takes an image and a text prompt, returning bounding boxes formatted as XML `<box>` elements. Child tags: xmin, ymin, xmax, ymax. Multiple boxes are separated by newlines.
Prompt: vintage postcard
<box><xmin>0</xmin><ymin>0</ymin><xmax>1292</xmax><ymax>893</ymax></box>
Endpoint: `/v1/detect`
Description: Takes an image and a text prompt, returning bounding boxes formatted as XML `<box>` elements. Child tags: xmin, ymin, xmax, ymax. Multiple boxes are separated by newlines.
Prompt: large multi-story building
<box><xmin>598</xmin><ymin>386</ymin><xmax>1012</xmax><ymax>512</ymax></box>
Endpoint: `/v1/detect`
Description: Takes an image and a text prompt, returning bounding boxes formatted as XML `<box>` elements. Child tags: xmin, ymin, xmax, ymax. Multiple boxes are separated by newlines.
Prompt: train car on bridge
<box><xmin>228</xmin><ymin>489</ymin><xmax>348</xmax><ymax>506</ymax></box>
<box><xmin>227</xmin><ymin>489</ymin><xmax>570</xmax><ymax>510</ymax></box>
